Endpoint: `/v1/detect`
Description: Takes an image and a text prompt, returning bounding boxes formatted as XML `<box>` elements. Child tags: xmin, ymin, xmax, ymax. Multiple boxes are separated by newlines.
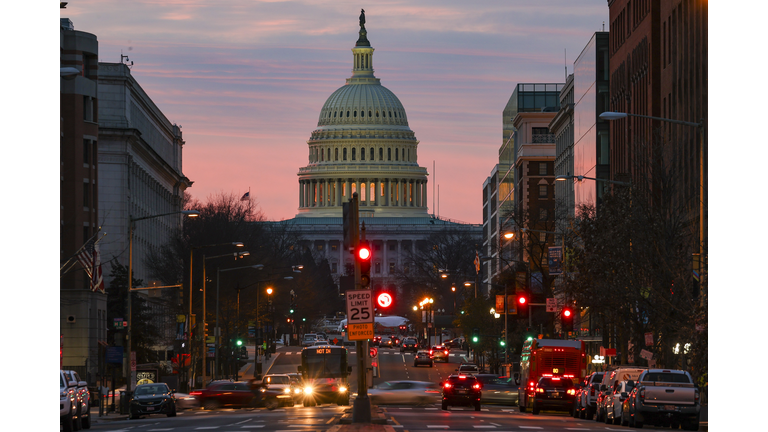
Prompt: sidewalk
<box><xmin>90</xmin><ymin>347</ymin><xmax>283</xmax><ymax>424</ymax></box>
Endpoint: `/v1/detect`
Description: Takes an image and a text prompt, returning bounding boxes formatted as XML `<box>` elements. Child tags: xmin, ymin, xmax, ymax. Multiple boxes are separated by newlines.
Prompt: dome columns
<box><xmin>298</xmin><ymin>177</ymin><xmax>427</xmax><ymax>211</ymax></box>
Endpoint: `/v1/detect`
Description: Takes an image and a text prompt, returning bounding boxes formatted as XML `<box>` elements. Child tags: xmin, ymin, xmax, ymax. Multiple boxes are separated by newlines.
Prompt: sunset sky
<box><xmin>59</xmin><ymin>0</ymin><xmax>612</xmax><ymax>223</ymax></box>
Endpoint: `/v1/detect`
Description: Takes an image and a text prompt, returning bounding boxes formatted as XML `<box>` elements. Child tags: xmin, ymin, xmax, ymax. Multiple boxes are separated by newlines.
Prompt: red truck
<box><xmin>625</xmin><ymin>369</ymin><xmax>700</xmax><ymax>430</ymax></box>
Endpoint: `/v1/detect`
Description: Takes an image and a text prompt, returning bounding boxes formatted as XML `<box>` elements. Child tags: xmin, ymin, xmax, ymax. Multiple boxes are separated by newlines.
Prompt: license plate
<box><xmin>664</xmin><ymin>405</ymin><xmax>676</xmax><ymax>411</ymax></box>
<box><xmin>456</xmin><ymin>390</ymin><xmax>467</xmax><ymax>394</ymax></box>
<box><xmin>551</xmin><ymin>392</ymin><xmax>560</xmax><ymax>398</ymax></box>
<box><xmin>146</xmin><ymin>406</ymin><xmax>155</xmax><ymax>411</ymax></box>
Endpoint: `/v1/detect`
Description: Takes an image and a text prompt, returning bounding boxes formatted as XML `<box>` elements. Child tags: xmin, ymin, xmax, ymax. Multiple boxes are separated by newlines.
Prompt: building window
<box><xmin>375</xmin><ymin>262</ymin><xmax>381</xmax><ymax>274</ymax></box>
<box><xmin>388</xmin><ymin>148</ymin><xmax>391</xmax><ymax>161</ymax></box>
<box><xmin>335</xmin><ymin>148</ymin><xmax>339</xmax><ymax>160</ymax></box>
<box><xmin>370</xmin><ymin>148</ymin><xmax>374</xmax><ymax>160</ymax></box>
<box><xmin>389</xmin><ymin>262</ymin><xmax>396</xmax><ymax>273</ymax></box>
<box><xmin>388</xmin><ymin>243</ymin><xmax>396</xmax><ymax>251</ymax></box>
<box><xmin>539</xmin><ymin>162</ymin><xmax>547</xmax><ymax>176</ymax></box>
<box><xmin>343</xmin><ymin>148</ymin><xmax>347</xmax><ymax>160</ymax></box>
<box><xmin>395</xmin><ymin>148</ymin><xmax>399</xmax><ymax>161</ymax></box>
<box><xmin>379</xmin><ymin>148</ymin><xmax>383</xmax><ymax>160</ymax></box>
<box><xmin>331</xmin><ymin>262</ymin><xmax>338</xmax><ymax>273</ymax></box>
<box><xmin>361</xmin><ymin>147</ymin><xmax>365</xmax><ymax>160</ymax></box>
<box><xmin>83</xmin><ymin>139</ymin><xmax>90</xmax><ymax>164</ymax></box>
<box><xmin>352</xmin><ymin>148</ymin><xmax>356</xmax><ymax>160</ymax></box>
<box><xmin>83</xmin><ymin>182</ymin><xmax>90</xmax><ymax>208</ymax></box>
<box><xmin>539</xmin><ymin>185</ymin><xmax>548</xmax><ymax>198</ymax></box>
<box><xmin>317</xmin><ymin>244</ymin><xmax>323</xmax><ymax>251</ymax></box>
<box><xmin>374</xmin><ymin>244</ymin><xmax>381</xmax><ymax>251</ymax></box>
<box><xmin>540</xmin><ymin>208</ymin><xmax>548</xmax><ymax>221</ymax></box>
<box><xmin>331</xmin><ymin>244</ymin><xmax>338</xmax><ymax>251</ymax></box>
<box><xmin>539</xmin><ymin>232</ymin><xmax>547</xmax><ymax>243</ymax></box>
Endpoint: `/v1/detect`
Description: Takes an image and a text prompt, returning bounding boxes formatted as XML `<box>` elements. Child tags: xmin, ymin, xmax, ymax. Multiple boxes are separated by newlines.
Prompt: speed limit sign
<box><xmin>346</xmin><ymin>290</ymin><xmax>373</xmax><ymax>324</ymax></box>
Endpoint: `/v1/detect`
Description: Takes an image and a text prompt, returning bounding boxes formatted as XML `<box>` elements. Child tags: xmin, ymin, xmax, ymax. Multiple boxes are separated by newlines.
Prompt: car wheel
<box><xmin>81</xmin><ymin>412</ymin><xmax>91</xmax><ymax>429</ymax></box>
<box><xmin>303</xmin><ymin>400</ymin><xmax>310</xmax><ymax>407</ymax></box>
<box><xmin>265</xmin><ymin>398</ymin><xmax>279</xmax><ymax>410</ymax></box>
<box><xmin>532</xmin><ymin>401</ymin><xmax>540</xmax><ymax>415</ymax></box>
<box><xmin>203</xmin><ymin>399</ymin><xmax>220</xmax><ymax>410</ymax></box>
<box><xmin>634</xmin><ymin>416</ymin><xmax>643</xmax><ymax>429</ymax></box>
<box><xmin>62</xmin><ymin>410</ymin><xmax>74</xmax><ymax>432</ymax></box>
<box><xmin>73</xmin><ymin>411</ymin><xmax>82</xmax><ymax>431</ymax></box>
<box><xmin>474</xmin><ymin>401</ymin><xmax>481</xmax><ymax>411</ymax></box>
<box><xmin>429</xmin><ymin>362</ymin><xmax>433</xmax><ymax>368</ymax></box>
<box><xmin>128</xmin><ymin>411</ymin><xmax>138</xmax><ymax>420</ymax></box>
<box><xmin>518</xmin><ymin>397</ymin><xmax>526</xmax><ymax>413</ymax></box>
<box><xmin>622</xmin><ymin>413</ymin><xmax>629</xmax><ymax>427</ymax></box>
<box><xmin>167</xmin><ymin>404</ymin><xmax>177</xmax><ymax>417</ymax></box>
<box><xmin>682</xmin><ymin>419</ymin><xmax>699</xmax><ymax>431</ymax></box>
<box><xmin>414</xmin><ymin>362</ymin><xmax>418</xmax><ymax>367</ymax></box>
<box><xmin>338</xmin><ymin>396</ymin><xmax>350</xmax><ymax>406</ymax></box>
<box><xmin>605</xmin><ymin>410</ymin><xmax>612</xmax><ymax>424</ymax></box>
<box><xmin>441</xmin><ymin>400</ymin><xmax>448</xmax><ymax>410</ymax></box>
<box><xmin>614</xmin><ymin>414</ymin><xmax>621</xmax><ymax>425</ymax></box>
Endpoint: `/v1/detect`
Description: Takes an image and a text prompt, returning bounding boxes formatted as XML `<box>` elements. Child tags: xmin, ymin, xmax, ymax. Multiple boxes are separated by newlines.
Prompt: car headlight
<box><xmin>338</xmin><ymin>386</ymin><xmax>347</xmax><ymax>393</ymax></box>
<box><xmin>294</xmin><ymin>388</ymin><xmax>302</xmax><ymax>395</ymax></box>
<box><xmin>259</xmin><ymin>388</ymin><xmax>266</xmax><ymax>393</ymax></box>
<box><xmin>303</xmin><ymin>387</ymin><xmax>314</xmax><ymax>395</ymax></box>
<box><xmin>284</xmin><ymin>388</ymin><xmax>291</xmax><ymax>394</ymax></box>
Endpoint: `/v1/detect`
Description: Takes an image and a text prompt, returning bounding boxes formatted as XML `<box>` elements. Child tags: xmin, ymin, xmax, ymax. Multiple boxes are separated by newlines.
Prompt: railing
<box><xmin>532</xmin><ymin>133</ymin><xmax>555</xmax><ymax>143</ymax></box>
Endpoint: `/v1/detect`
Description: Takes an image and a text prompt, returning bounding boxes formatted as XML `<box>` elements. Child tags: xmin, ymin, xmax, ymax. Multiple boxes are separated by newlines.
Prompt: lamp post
<box><xmin>126</xmin><ymin>209</ymin><xmax>199</xmax><ymax>393</ymax></box>
<box><xmin>599</xmin><ymin>111</ymin><xmax>706</xmax><ymax>302</ymax></box>
<box><xmin>214</xmin><ymin>262</ymin><xmax>263</xmax><ymax>379</ymax></box>
<box><xmin>186</xmin><ymin>241</ymin><xmax>243</xmax><ymax>391</ymax></box>
<box><xmin>266</xmin><ymin>287</ymin><xmax>274</xmax><ymax>354</ymax></box>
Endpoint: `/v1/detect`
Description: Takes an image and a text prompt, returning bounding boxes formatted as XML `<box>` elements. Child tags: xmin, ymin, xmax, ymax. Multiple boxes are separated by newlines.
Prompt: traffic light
<box><xmin>561</xmin><ymin>306</ymin><xmax>574</xmax><ymax>331</ymax></box>
<box><xmin>236</xmin><ymin>338</ymin><xmax>243</xmax><ymax>347</ymax></box>
<box><xmin>356</xmin><ymin>240</ymin><xmax>372</xmax><ymax>288</ymax></box>
<box><xmin>472</xmin><ymin>328</ymin><xmax>479</xmax><ymax>343</ymax></box>
<box><xmin>499</xmin><ymin>339</ymin><xmax>506</xmax><ymax>347</ymax></box>
<box><xmin>204</xmin><ymin>322</ymin><xmax>209</xmax><ymax>338</ymax></box>
<box><xmin>516</xmin><ymin>292</ymin><xmax>529</xmax><ymax>318</ymax></box>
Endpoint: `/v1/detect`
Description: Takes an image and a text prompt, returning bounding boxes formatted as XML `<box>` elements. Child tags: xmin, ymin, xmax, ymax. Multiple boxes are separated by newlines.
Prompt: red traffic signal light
<box><xmin>356</xmin><ymin>241</ymin><xmax>372</xmax><ymax>287</ymax></box>
<box><xmin>518</xmin><ymin>295</ymin><xmax>527</xmax><ymax>306</ymax></box>
<box><xmin>563</xmin><ymin>308</ymin><xmax>572</xmax><ymax>318</ymax></box>
<box><xmin>516</xmin><ymin>293</ymin><xmax>529</xmax><ymax>317</ymax></box>
<box><xmin>561</xmin><ymin>306</ymin><xmax>574</xmax><ymax>331</ymax></box>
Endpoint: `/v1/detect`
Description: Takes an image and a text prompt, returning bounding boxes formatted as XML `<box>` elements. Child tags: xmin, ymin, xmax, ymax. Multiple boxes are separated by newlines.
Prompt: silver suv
<box><xmin>61</xmin><ymin>370</ymin><xmax>91</xmax><ymax>430</ymax></box>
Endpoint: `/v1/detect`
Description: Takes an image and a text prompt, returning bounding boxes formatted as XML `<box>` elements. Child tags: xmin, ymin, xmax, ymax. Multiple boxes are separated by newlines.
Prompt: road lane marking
<box><xmin>489</xmin><ymin>423</ymin><xmax>502</xmax><ymax>426</ymax></box>
<box><xmin>148</xmin><ymin>429</ymin><xmax>174</xmax><ymax>431</ymax></box>
<box><xmin>233</xmin><ymin>419</ymin><xmax>251</xmax><ymax>425</ymax></box>
<box><xmin>427</xmin><ymin>426</ymin><xmax>449</xmax><ymax>428</ymax></box>
<box><xmin>195</xmin><ymin>428</ymin><xmax>221</xmax><ymax>430</ymax></box>
<box><xmin>240</xmin><ymin>426</ymin><xmax>264</xmax><ymax>429</ymax></box>
<box><xmin>473</xmin><ymin>426</ymin><xmax>496</xmax><ymax>428</ymax></box>
<box><xmin>564</xmin><ymin>429</ymin><xmax>591</xmax><ymax>431</ymax></box>
<box><xmin>518</xmin><ymin>427</ymin><xmax>543</xmax><ymax>430</ymax></box>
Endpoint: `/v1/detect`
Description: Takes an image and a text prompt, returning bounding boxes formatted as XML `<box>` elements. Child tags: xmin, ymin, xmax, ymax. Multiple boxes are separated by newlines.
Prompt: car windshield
<box><xmin>376</xmin><ymin>382</ymin><xmax>394</xmax><ymax>389</ymax></box>
<box><xmin>135</xmin><ymin>385</ymin><xmax>167</xmax><ymax>395</ymax></box>
<box><xmin>265</xmin><ymin>376</ymin><xmax>290</xmax><ymax>385</ymax></box>
<box><xmin>641</xmin><ymin>373</ymin><xmax>691</xmax><ymax>383</ymax></box>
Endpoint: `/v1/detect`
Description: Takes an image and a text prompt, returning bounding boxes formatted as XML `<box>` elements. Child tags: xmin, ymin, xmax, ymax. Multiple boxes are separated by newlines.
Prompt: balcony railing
<box><xmin>532</xmin><ymin>133</ymin><xmax>555</xmax><ymax>143</ymax></box>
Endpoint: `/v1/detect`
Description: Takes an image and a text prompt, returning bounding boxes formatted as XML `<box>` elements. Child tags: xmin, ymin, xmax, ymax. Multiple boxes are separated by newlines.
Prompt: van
<box><xmin>301</xmin><ymin>334</ymin><xmax>319</xmax><ymax>347</ymax></box>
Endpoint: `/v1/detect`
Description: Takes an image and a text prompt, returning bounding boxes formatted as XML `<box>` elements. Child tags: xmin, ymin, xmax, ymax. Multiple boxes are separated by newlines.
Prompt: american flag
<box><xmin>76</xmin><ymin>238</ymin><xmax>105</xmax><ymax>293</ymax></box>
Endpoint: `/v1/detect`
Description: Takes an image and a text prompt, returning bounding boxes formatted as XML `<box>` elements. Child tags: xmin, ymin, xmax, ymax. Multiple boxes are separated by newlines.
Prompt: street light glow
<box><xmin>266</xmin><ymin>287</ymin><xmax>273</xmax><ymax>295</ymax></box>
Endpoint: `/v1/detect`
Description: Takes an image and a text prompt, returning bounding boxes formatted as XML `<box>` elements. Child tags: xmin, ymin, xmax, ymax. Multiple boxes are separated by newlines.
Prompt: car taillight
<box><xmin>567</xmin><ymin>389</ymin><xmax>576</xmax><ymax>395</ymax></box>
<box><xmin>429</xmin><ymin>350</ymin><xmax>433</xmax><ymax>355</ymax></box>
<box><xmin>694</xmin><ymin>390</ymin><xmax>699</xmax><ymax>404</ymax></box>
<box><xmin>444</xmin><ymin>350</ymin><xmax>448</xmax><ymax>355</ymax></box>
<box><xmin>444</xmin><ymin>383</ymin><xmax>452</xmax><ymax>389</ymax></box>
<box><xmin>190</xmin><ymin>391</ymin><xmax>202</xmax><ymax>396</ymax></box>
<box><xmin>536</xmin><ymin>388</ymin><xmax>544</xmax><ymax>393</ymax></box>
<box><xmin>473</xmin><ymin>384</ymin><xmax>481</xmax><ymax>389</ymax></box>
<box><xmin>640</xmin><ymin>389</ymin><xmax>645</xmax><ymax>400</ymax></box>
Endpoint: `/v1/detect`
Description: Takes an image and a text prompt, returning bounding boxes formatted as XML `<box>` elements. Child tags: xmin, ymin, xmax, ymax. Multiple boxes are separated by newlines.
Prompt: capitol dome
<box><xmin>296</xmin><ymin>16</ymin><xmax>429</xmax><ymax>218</ymax></box>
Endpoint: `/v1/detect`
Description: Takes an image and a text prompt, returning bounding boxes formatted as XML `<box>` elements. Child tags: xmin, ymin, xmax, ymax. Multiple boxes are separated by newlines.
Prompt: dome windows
<box><xmin>376</xmin><ymin>110</ymin><xmax>379</xmax><ymax>118</ymax></box>
<box><xmin>361</xmin><ymin>110</ymin><xmax>365</xmax><ymax>118</ymax></box>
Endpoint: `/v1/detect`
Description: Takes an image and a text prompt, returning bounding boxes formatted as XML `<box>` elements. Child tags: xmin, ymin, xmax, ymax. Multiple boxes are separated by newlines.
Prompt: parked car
<box><xmin>621</xmin><ymin>386</ymin><xmax>640</xmax><ymax>427</ymax></box>
<box><xmin>369</xmin><ymin>380</ymin><xmax>441</xmax><ymax>405</ymax></box>
<box><xmin>625</xmin><ymin>369</ymin><xmax>700</xmax><ymax>430</ymax></box>
<box><xmin>129</xmin><ymin>383</ymin><xmax>177</xmax><ymax>419</ymax></box>
<box><xmin>441</xmin><ymin>374</ymin><xmax>482</xmax><ymax>411</ymax></box>
<box><xmin>60</xmin><ymin>371</ymin><xmax>77</xmax><ymax>432</ymax></box>
<box><xmin>604</xmin><ymin>380</ymin><xmax>635</xmax><ymax>425</ymax></box>
<box><xmin>595</xmin><ymin>367</ymin><xmax>647</xmax><ymax>422</ymax></box>
<box><xmin>531</xmin><ymin>376</ymin><xmax>577</xmax><ymax>415</ymax></box>
<box><xmin>574</xmin><ymin>372</ymin><xmax>604</xmax><ymax>419</ymax></box>
<box><xmin>400</xmin><ymin>337</ymin><xmax>419</xmax><ymax>353</ymax></box>
<box><xmin>475</xmin><ymin>374</ymin><xmax>519</xmax><ymax>406</ymax></box>
<box><xmin>430</xmin><ymin>345</ymin><xmax>450</xmax><ymax>362</ymax></box>
<box><xmin>413</xmin><ymin>350</ymin><xmax>434</xmax><ymax>367</ymax></box>
<box><xmin>62</xmin><ymin>370</ymin><xmax>91</xmax><ymax>429</ymax></box>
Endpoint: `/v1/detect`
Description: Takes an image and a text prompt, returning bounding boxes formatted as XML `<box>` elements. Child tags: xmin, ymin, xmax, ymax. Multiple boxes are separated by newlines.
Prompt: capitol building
<box><xmin>281</xmin><ymin>15</ymin><xmax>481</xmax><ymax>294</ymax></box>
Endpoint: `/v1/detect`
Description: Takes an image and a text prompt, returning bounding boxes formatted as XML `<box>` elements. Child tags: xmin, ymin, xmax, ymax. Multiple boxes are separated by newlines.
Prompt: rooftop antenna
<box><xmin>564</xmin><ymin>49</ymin><xmax>567</xmax><ymax>81</ymax></box>
<box><xmin>602</xmin><ymin>21</ymin><xmax>605</xmax><ymax>31</ymax></box>
<box><xmin>120</xmin><ymin>51</ymin><xmax>134</xmax><ymax>68</ymax></box>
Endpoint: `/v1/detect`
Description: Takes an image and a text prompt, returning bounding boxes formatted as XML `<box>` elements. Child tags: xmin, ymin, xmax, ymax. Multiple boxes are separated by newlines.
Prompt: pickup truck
<box><xmin>628</xmin><ymin>369</ymin><xmax>700</xmax><ymax>430</ymax></box>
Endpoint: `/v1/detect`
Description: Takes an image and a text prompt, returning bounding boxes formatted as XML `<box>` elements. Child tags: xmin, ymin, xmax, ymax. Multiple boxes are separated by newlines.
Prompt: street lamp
<box><xmin>214</xmin><ymin>263</ymin><xmax>263</xmax><ymax>379</ymax></box>
<box><xmin>126</xmin><ymin>209</ymin><xmax>199</xmax><ymax>392</ymax></box>
<box><xmin>186</xmin><ymin>241</ymin><xmax>243</xmax><ymax>391</ymax></box>
<box><xmin>599</xmin><ymin>110</ymin><xmax>706</xmax><ymax>303</ymax></box>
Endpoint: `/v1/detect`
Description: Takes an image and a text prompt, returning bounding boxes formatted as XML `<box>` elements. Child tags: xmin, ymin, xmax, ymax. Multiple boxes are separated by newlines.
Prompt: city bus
<box><xmin>297</xmin><ymin>345</ymin><xmax>352</xmax><ymax>406</ymax></box>
<box><xmin>516</xmin><ymin>338</ymin><xmax>587</xmax><ymax>412</ymax></box>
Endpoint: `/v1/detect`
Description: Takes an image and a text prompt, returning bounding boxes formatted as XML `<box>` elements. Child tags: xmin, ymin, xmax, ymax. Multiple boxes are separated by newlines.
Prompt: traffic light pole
<box><xmin>348</xmin><ymin>194</ymin><xmax>372</xmax><ymax>424</ymax></box>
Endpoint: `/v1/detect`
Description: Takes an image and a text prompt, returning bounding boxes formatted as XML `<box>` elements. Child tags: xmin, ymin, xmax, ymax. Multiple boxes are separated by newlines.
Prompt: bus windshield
<box><xmin>302</xmin><ymin>347</ymin><xmax>347</xmax><ymax>379</ymax></box>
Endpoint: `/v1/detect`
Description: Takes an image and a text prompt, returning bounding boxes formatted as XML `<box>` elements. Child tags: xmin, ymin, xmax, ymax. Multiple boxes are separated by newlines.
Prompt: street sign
<box><xmin>106</xmin><ymin>347</ymin><xmax>123</xmax><ymax>364</ymax></box>
<box><xmin>640</xmin><ymin>349</ymin><xmax>654</xmax><ymax>361</ymax></box>
<box><xmin>546</xmin><ymin>298</ymin><xmax>557</xmax><ymax>312</ymax></box>
<box><xmin>548</xmin><ymin>246</ymin><xmax>563</xmax><ymax>275</ymax></box>
<box><xmin>346</xmin><ymin>289</ymin><xmax>373</xmax><ymax>324</ymax></box>
<box><xmin>333</xmin><ymin>337</ymin><xmax>339</xmax><ymax>345</ymax></box>
<box><xmin>644</xmin><ymin>332</ymin><xmax>654</xmax><ymax>346</ymax></box>
<box><xmin>347</xmin><ymin>322</ymin><xmax>374</xmax><ymax>341</ymax></box>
